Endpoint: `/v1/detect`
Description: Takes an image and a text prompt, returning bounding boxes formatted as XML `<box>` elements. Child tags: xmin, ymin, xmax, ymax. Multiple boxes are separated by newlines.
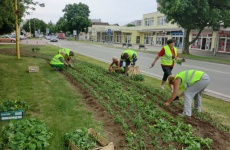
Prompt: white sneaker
<box><xmin>160</xmin><ymin>85</ymin><xmax>165</xmax><ymax>89</ymax></box>
<box><xmin>178</xmin><ymin>113</ymin><xmax>191</xmax><ymax>118</ymax></box>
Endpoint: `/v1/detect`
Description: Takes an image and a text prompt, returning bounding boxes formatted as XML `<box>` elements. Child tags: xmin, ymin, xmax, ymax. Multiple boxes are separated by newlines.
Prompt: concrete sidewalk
<box><xmin>111</xmin><ymin>43</ymin><xmax>230</xmax><ymax>61</ymax></box>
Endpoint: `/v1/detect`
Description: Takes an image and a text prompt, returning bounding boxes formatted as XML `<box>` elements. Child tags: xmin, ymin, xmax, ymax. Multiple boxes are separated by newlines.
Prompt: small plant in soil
<box><xmin>0</xmin><ymin>99</ymin><xmax>29</xmax><ymax>112</ymax></box>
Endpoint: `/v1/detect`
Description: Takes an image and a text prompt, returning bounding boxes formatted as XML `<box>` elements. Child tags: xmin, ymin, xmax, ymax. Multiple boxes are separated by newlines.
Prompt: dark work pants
<box><xmin>161</xmin><ymin>66</ymin><xmax>173</xmax><ymax>81</ymax></box>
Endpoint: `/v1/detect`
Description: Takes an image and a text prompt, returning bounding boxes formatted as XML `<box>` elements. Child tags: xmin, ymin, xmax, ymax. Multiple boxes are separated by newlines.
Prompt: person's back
<box><xmin>50</xmin><ymin>52</ymin><xmax>68</xmax><ymax>70</ymax></box>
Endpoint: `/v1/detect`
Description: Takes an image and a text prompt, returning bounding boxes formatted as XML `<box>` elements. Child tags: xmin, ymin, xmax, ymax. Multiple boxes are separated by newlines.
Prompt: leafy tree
<box><xmin>22</xmin><ymin>18</ymin><xmax>47</xmax><ymax>36</ymax></box>
<box><xmin>0</xmin><ymin>0</ymin><xmax>25</xmax><ymax>35</ymax></box>
<box><xmin>62</xmin><ymin>2</ymin><xmax>92</xmax><ymax>36</ymax></box>
<box><xmin>126</xmin><ymin>23</ymin><xmax>135</xmax><ymax>27</ymax></box>
<box><xmin>157</xmin><ymin>0</ymin><xmax>230</xmax><ymax>54</ymax></box>
<box><xmin>56</xmin><ymin>17</ymin><xmax>68</xmax><ymax>33</ymax></box>
<box><xmin>47</xmin><ymin>21</ymin><xmax>57</xmax><ymax>35</ymax></box>
<box><xmin>0</xmin><ymin>0</ymin><xmax>45</xmax><ymax>35</ymax></box>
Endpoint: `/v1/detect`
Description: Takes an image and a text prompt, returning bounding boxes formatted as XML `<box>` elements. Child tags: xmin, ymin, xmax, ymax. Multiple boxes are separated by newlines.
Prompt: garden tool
<box><xmin>173</xmin><ymin>96</ymin><xmax>180</xmax><ymax>101</ymax></box>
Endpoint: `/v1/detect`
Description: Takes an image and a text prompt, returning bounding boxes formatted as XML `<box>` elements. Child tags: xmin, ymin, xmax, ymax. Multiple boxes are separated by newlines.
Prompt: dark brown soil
<box><xmin>1</xmin><ymin>46</ymin><xmax>230</xmax><ymax>150</ymax></box>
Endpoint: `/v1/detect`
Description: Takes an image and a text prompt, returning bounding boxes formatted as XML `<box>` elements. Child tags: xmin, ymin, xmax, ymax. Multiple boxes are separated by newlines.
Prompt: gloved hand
<box><xmin>181</xmin><ymin>58</ymin><xmax>186</xmax><ymax>62</ymax></box>
<box><xmin>131</xmin><ymin>62</ymin><xmax>135</xmax><ymax>66</ymax></box>
<box><xmin>173</xmin><ymin>96</ymin><xmax>180</xmax><ymax>101</ymax></box>
<box><xmin>176</xmin><ymin>58</ymin><xmax>186</xmax><ymax>65</ymax></box>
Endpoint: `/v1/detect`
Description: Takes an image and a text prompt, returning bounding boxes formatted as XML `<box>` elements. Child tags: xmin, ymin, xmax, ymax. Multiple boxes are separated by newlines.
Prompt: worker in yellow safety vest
<box><xmin>50</xmin><ymin>51</ymin><xmax>69</xmax><ymax>71</ymax></box>
<box><xmin>120</xmin><ymin>49</ymin><xmax>137</xmax><ymax>76</ymax></box>
<box><xmin>166</xmin><ymin>70</ymin><xmax>210</xmax><ymax>117</ymax></box>
<box><xmin>151</xmin><ymin>39</ymin><xmax>179</xmax><ymax>91</ymax></box>
<box><xmin>108</xmin><ymin>56</ymin><xmax>125</xmax><ymax>73</ymax></box>
<box><xmin>58</xmin><ymin>48</ymin><xmax>75</xmax><ymax>65</ymax></box>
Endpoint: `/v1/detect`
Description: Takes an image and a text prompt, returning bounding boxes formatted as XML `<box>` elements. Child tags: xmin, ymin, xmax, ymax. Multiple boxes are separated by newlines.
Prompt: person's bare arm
<box><xmin>165</xmin><ymin>78</ymin><xmax>180</xmax><ymax>106</ymax></box>
<box><xmin>108</xmin><ymin>62</ymin><xmax>114</xmax><ymax>70</ymax></box>
<box><xmin>151</xmin><ymin>55</ymin><xmax>160</xmax><ymax>67</ymax></box>
<box><xmin>60</xmin><ymin>57</ymin><xmax>69</xmax><ymax>66</ymax></box>
<box><xmin>113</xmin><ymin>62</ymin><xmax>120</xmax><ymax>71</ymax></box>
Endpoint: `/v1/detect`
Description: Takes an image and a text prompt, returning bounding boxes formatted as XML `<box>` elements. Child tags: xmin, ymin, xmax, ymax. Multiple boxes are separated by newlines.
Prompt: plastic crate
<box><xmin>69</xmin><ymin>128</ymin><xmax>114</xmax><ymax>150</ymax></box>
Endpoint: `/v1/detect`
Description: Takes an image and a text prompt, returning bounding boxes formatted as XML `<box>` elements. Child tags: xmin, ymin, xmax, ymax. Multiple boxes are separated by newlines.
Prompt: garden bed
<box><xmin>1</xmin><ymin>45</ymin><xmax>230</xmax><ymax>150</ymax></box>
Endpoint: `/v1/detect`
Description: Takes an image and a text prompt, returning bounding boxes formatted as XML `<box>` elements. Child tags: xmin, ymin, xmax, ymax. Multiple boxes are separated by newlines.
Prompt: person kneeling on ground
<box><xmin>108</xmin><ymin>56</ymin><xmax>125</xmax><ymax>73</ymax></box>
<box><xmin>58</xmin><ymin>48</ymin><xmax>75</xmax><ymax>66</ymax></box>
<box><xmin>50</xmin><ymin>51</ymin><xmax>69</xmax><ymax>71</ymax></box>
<box><xmin>120</xmin><ymin>49</ymin><xmax>137</xmax><ymax>76</ymax></box>
<box><xmin>165</xmin><ymin>70</ymin><xmax>210</xmax><ymax>117</ymax></box>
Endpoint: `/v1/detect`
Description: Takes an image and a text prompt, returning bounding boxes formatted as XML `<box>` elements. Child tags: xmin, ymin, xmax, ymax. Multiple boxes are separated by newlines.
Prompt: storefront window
<box><xmin>172</xmin><ymin>37</ymin><xmax>183</xmax><ymax>48</ymax></box>
<box><xmin>116</xmin><ymin>36</ymin><xmax>121</xmax><ymax>43</ymax></box>
<box><xmin>156</xmin><ymin>37</ymin><xmax>167</xmax><ymax>46</ymax></box>
<box><xmin>136</xmin><ymin>36</ymin><xmax>140</xmax><ymax>44</ymax></box>
<box><xmin>226</xmin><ymin>39</ymin><xmax>230</xmax><ymax>52</ymax></box>
<box><xmin>191</xmin><ymin>38</ymin><xmax>202</xmax><ymax>49</ymax></box>
<box><xmin>156</xmin><ymin>37</ymin><xmax>162</xmax><ymax>45</ymax></box>
<box><xmin>219</xmin><ymin>38</ymin><xmax>225</xmax><ymax>51</ymax></box>
<box><xmin>218</xmin><ymin>30</ymin><xmax>230</xmax><ymax>52</ymax></box>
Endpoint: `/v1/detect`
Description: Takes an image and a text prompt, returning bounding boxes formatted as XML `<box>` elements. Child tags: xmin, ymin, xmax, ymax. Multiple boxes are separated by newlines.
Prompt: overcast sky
<box><xmin>24</xmin><ymin>0</ymin><xmax>157</xmax><ymax>26</ymax></box>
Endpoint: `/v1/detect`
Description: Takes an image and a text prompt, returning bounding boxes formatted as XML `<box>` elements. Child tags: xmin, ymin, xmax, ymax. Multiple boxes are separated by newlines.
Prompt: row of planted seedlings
<box><xmin>66</xmin><ymin>61</ymin><xmax>213</xmax><ymax>150</ymax></box>
<box><xmin>116</xmin><ymin>74</ymin><xmax>230</xmax><ymax>134</ymax></box>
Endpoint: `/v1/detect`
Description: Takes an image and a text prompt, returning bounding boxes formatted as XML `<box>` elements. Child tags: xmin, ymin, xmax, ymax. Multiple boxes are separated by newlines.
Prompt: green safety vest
<box><xmin>175</xmin><ymin>70</ymin><xmax>204</xmax><ymax>90</ymax></box>
<box><xmin>122</xmin><ymin>50</ymin><xmax>137</xmax><ymax>61</ymax></box>
<box><xmin>50</xmin><ymin>54</ymin><xmax>64</xmax><ymax>65</ymax></box>
<box><xmin>58</xmin><ymin>48</ymin><xmax>70</xmax><ymax>57</ymax></box>
<box><xmin>161</xmin><ymin>45</ymin><xmax>178</xmax><ymax>65</ymax></box>
<box><xmin>112</xmin><ymin>64</ymin><xmax>124</xmax><ymax>72</ymax></box>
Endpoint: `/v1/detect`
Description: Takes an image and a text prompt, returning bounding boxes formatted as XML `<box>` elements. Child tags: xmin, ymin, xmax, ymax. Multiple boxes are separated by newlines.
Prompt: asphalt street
<box><xmin>21</xmin><ymin>39</ymin><xmax>230</xmax><ymax>102</ymax></box>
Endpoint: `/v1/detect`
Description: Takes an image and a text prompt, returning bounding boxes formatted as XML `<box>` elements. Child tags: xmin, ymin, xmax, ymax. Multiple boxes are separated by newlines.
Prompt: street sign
<box><xmin>73</xmin><ymin>30</ymin><xmax>77</xmax><ymax>36</ymax></box>
<box><xmin>108</xmin><ymin>29</ymin><xmax>111</xmax><ymax>35</ymax></box>
<box><xmin>46</xmin><ymin>28</ymin><xmax>49</xmax><ymax>34</ymax></box>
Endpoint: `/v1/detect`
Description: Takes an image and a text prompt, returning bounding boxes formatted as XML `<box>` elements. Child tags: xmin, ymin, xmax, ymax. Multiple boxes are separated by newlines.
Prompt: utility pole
<box><xmin>34</xmin><ymin>19</ymin><xmax>36</xmax><ymax>37</ymax></box>
<box><xmin>14</xmin><ymin>0</ymin><xmax>20</xmax><ymax>59</ymax></box>
<box><xmin>29</xmin><ymin>18</ymin><xmax>31</xmax><ymax>36</ymax></box>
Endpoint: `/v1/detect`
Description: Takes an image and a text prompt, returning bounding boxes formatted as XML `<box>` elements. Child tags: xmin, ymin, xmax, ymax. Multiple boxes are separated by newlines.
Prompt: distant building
<box><xmin>110</xmin><ymin>23</ymin><xmax>119</xmax><ymax>26</ymax></box>
<box><xmin>130</xmin><ymin>20</ymin><xmax>142</xmax><ymax>26</ymax></box>
<box><xmin>91</xmin><ymin>19</ymin><xmax>109</xmax><ymax>26</ymax></box>
<box><xmin>91</xmin><ymin>19</ymin><xmax>101</xmax><ymax>23</ymax></box>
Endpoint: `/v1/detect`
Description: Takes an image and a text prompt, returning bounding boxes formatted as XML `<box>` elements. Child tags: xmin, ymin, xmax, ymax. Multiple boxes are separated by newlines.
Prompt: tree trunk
<box><xmin>182</xmin><ymin>29</ymin><xmax>191</xmax><ymax>54</ymax></box>
<box><xmin>182</xmin><ymin>28</ymin><xmax>205</xmax><ymax>54</ymax></box>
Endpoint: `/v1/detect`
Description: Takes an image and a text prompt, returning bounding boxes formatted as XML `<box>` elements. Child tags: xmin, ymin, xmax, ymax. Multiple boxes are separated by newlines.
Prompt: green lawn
<box><xmin>0</xmin><ymin>44</ymin><xmax>230</xmax><ymax>149</ymax></box>
<box><xmin>0</xmin><ymin>47</ymin><xmax>102</xmax><ymax>150</ymax></box>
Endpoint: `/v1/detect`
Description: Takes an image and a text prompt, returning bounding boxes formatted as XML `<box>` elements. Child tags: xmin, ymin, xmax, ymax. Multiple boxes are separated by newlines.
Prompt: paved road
<box><xmin>21</xmin><ymin>39</ymin><xmax>230</xmax><ymax>101</ymax></box>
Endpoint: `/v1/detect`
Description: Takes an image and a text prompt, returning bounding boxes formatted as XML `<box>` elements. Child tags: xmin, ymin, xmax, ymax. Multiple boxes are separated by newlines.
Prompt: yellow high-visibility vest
<box><xmin>50</xmin><ymin>54</ymin><xmax>64</xmax><ymax>65</ymax></box>
<box><xmin>161</xmin><ymin>45</ymin><xmax>178</xmax><ymax>65</ymax></box>
<box><xmin>175</xmin><ymin>70</ymin><xmax>204</xmax><ymax>90</ymax></box>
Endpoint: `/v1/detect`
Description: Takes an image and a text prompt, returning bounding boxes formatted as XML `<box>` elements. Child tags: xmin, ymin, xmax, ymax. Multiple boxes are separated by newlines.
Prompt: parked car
<box><xmin>10</xmin><ymin>34</ymin><xmax>27</xmax><ymax>40</ymax></box>
<box><xmin>20</xmin><ymin>35</ymin><xmax>27</xmax><ymax>40</ymax></box>
<box><xmin>0</xmin><ymin>35</ymin><xmax>16</xmax><ymax>43</ymax></box>
<box><xmin>45</xmin><ymin>36</ymin><xmax>51</xmax><ymax>40</ymax></box>
<box><xmin>50</xmin><ymin>36</ymin><xmax>58</xmax><ymax>42</ymax></box>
